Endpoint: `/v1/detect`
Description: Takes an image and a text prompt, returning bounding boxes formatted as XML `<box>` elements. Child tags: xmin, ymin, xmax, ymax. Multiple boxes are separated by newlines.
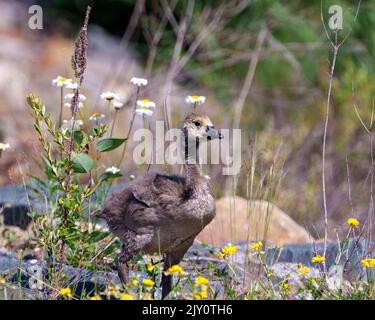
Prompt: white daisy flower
<box><xmin>185</xmin><ymin>95</ymin><xmax>206</xmax><ymax>105</ymax></box>
<box><xmin>130</xmin><ymin>77</ymin><xmax>148</xmax><ymax>87</ymax></box>
<box><xmin>66</xmin><ymin>82</ymin><xmax>79</xmax><ymax>90</ymax></box>
<box><xmin>62</xmin><ymin>119</ymin><xmax>84</xmax><ymax>130</ymax></box>
<box><xmin>106</xmin><ymin>166</ymin><xmax>121</xmax><ymax>174</ymax></box>
<box><xmin>112</xmin><ymin>101</ymin><xmax>124</xmax><ymax>110</ymax></box>
<box><xmin>135</xmin><ymin>107</ymin><xmax>153</xmax><ymax>117</ymax></box>
<box><xmin>52</xmin><ymin>76</ymin><xmax>74</xmax><ymax>88</ymax></box>
<box><xmin>64</xmin><ymin>102</ymin><xmax>84</xmax><ymax>109</ymax></box>
<box><xmin>0</xmin><ymin>143</ymin><xmax>10</xmax><ymax>151</ymax></box>
<box><xmin>100</xmin><ymin>92</ymin><xmax>120</xmax><ymax>101</ymax></box>
<box><xmin>89</xmin><ymin>112</ymin><xmax>106</xmax><ymax>123</ymax></box>
<box><xmin>136</xmin><ymin>99</ymin><xmax>156</xmax><ymax>109</ymax></box>
<box><xmin>64</xmin><ymin>93</ymin><xmax>86</xmax><ymax>101</ymax></box>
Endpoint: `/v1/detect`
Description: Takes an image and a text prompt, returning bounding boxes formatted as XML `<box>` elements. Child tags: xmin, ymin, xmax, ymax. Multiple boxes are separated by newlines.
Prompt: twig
<box><xmin>320</xmin><ymin>0</ymin><xmax>361</xmax><ymax>270</ymax></box>
<box><xmin>232</xmin><ymin>25</ymin><xmax>267</xmax><ymax>129</ymax></box>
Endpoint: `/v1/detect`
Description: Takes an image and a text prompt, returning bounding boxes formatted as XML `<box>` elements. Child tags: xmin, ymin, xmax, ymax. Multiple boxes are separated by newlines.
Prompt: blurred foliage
<box><xmin>36</xmin><ymin>0</ymin><xmax>375</xmax><ymax>234</ymax></box>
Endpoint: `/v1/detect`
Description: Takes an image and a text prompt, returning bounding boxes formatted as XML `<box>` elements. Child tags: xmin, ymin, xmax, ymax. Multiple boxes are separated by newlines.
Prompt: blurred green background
<box><xmin>1</xmin><ymin>0</ymin><xmax>374</xmax><ymax>237</ymax></box>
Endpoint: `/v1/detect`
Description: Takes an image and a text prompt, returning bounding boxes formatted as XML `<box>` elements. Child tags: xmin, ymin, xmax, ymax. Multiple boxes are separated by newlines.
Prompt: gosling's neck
<box><xmin>183</xmin><ymin>133</ymin><xmax>202</xmax><ymax>186</ymax></box>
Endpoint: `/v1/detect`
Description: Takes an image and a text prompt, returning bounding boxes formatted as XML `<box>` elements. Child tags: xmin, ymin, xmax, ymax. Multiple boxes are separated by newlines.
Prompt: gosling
<box><xmin>99</xmin><ymin>114</ymin><xmax>223</xmax><ymax>298</ymax></box>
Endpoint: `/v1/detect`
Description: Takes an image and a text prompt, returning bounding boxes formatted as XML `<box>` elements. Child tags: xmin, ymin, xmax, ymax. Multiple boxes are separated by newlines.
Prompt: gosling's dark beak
<box><xmin>206</xmin><ymin>126</ymin><xmax>223</xmax><ymax>140</ymax></box>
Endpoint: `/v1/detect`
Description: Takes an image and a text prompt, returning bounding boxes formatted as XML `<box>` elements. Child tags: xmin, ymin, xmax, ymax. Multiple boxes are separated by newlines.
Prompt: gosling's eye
<box><xmin>193</xmin><ymin>120</ymin><xmax>201</xmax><ymax>127</ymax></box>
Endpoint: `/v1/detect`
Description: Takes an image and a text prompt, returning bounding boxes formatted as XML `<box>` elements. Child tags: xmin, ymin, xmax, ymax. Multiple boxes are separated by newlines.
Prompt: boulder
<box><xmin>197</xmin><ymin>197</ymin><xmax>313</xmax><ymax>245</ymax></box>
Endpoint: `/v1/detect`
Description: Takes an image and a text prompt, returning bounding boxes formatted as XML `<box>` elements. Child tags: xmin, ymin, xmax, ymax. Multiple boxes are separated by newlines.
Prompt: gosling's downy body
<box><xmin>99</xmin><ymin>114</ymin><xmax>223</xmax><ymax>298</ymax></box>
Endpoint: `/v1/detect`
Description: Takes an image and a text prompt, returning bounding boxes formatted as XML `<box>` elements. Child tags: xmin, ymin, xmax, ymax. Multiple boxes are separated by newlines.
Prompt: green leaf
<box><xmin>96</xmin><ymin>138</ymin><xmax>126</xmax><ymax>152</ymax></box>
<box><xmin>72</xmin><ymin>153</ymin><xmax>96</xmax><ymax>173</ymax></box>
<box><xmin>89</xmin><ymin>231</ymin><xmax>111</xmax><ymax>242</ymax></box>
<box><xmin>74</xmin><ymin>131</ymin><xmax>83</xmax><ymax>146</ymax></box>
<box><xmin>41</xmin><ymin>155</ymin><xmax>54</xmax><ymax>179</ymax></box>
<box><xmin>99</xmin><ymin>171</ymin><xmax>122</xmax><ymax>183</ymax></box>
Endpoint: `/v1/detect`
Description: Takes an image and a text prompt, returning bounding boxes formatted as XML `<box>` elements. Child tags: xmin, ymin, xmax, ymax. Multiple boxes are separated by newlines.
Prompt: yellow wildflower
<box><xmin>90</xmin><ymin>295</ymin><xmax>102</xmax><ymax>300</ymax></box>
<box><xmin>368</xmin><ymin>259</ymin><xmax>375</xmax><ymax>268</ymax></box>
<box><xmin>361</xmin><ymin>258</ymin><xmax>375</xmax><ymax>269</ymax></box>
<box><xmin>250</xmin><ymin>241</ymin><xmax>263</xmax><ymax>251</ymax></box>
<box><xmin>132</xmin><ymin>279</ymin><xmax>138</xmax><ymax>287</ymax></box>
<box><xmin>221</xmin><ymin>245</ymin><xmax>237</xmax><ymax>256</ymax></box>
<box><xmin>164</xmin><ymin>265</ymin><xmax>185</xmax><ymax>276</ymax></box>
<box><xmin>297</xmin><ymin>265</ymin><xmax>310</xmax><ymax>275</ymax></box>
<box><xmin>283</xmin><ymin>283</ymin><xmax>290</xmax><ymax>290</ymax></box>
<box><xmin>59</xmin><ymin>287</ymin><xmax>73</xmax><ymax>298</ymax></box>
<box><xmin>142</xmin><ymin>279</ymin><xmax>155</xmax><ymax>287</ymax></box>
<box><xmin>347</xmin><ymin>218</ymin><xmax>360</xmax><ymax>229</ymax></box>
<box><xmin>120</xmin><ymin>294</ymin><xmax>133</xmax><ymax>300</ymax></box>
<box><xmin>147</xmin><ymin>262</ymin><xmax>155</xmax><ymax>272</ymax></box>
<box><xmin>267</xmin><ymin>270</ymin><xmax>273</xmax><ymax>278</ymax></box>
<box><xmin>194</xmin><ymin>294</ymin><xmax>202</xmax><ymax>300</ymax></box>
<box><xmin>0</xmin><ymin>277</ymin><xmax>5</xmax><ymax>285</ymax></box>
<box><xmin>200</xmin><ymin>289</ymin><xmax>208</xmax><ymax>299</ymax></box>
<box><xmin>195</xmin><ymin>276</ymin><xmax>209</xmax><ymax>286</ymax></box>
<box><xmin>311</xmin><ymin>255</ymin><xmax>325</xmax><ymax>264</ymax></box>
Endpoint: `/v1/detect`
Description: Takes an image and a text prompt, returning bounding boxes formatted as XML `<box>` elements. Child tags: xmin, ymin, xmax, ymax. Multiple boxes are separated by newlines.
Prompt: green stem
<box><xmin>107</xmin><ymin>100</ymin><xmax>112</xmax><ymax>117</ymax></box>
<box><xmin>58</xmin><ymin>87</ymin><xmax>64</xmax><ymax>128</ymax></box>
<box><xmin>143</xmin><ymin>114</ymin><xmax>148</xmax><ymax>172</ymax></box>
<box><xmin>110</xmin><ymin>109</ymin><xmax>118</xmax><ymax>138</ymax></box>
<box><xmin>117</xmin><ymin>87</ymin><xmax>140</xmax><ymax>167</ymax></box>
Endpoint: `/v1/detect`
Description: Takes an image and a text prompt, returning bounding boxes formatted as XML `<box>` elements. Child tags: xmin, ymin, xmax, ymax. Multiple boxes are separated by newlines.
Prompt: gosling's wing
<box><xmin>130</xmin><ymin>172</ymin><xmax>186</xmax><ymax>208</ymax></box>
<box><xmin>100</xmin><ymin>172</ymin><xmax>187</xmax><ymax>235</ymax></box>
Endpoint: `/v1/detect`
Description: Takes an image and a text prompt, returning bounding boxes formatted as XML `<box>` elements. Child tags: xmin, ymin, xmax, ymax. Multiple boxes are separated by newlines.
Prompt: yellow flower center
<box><xmin>91</xmin><ymin>112</ymin><xmax>103</xmax><ymax>118</ymax></box>
<box><xmin>57</xmin><ymin>76</ymin><xmax>68</xmax><ymax>82</ymax></box>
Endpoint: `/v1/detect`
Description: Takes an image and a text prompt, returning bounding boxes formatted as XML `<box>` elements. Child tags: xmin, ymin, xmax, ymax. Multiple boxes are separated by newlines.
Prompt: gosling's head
<box><xmin>183</xmin><ymin>113</ymin><xmax>223</xmax><ymax>141</ymax></box>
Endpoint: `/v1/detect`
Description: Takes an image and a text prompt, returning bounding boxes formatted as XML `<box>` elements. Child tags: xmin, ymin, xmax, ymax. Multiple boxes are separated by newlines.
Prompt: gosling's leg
<box><xmin>161</xmin><ymin>242</ymin><xmax>192</xmax><ymax>299</ymax></box>
<box><xmin>117</xmin><ymin>231</ymin><xmax>153</xmax><ymax>285</ymax></box>
<box><xmin>117</xmin><ymin>246</ymin><xmax>133</xmax><ymax>284</ymax></box>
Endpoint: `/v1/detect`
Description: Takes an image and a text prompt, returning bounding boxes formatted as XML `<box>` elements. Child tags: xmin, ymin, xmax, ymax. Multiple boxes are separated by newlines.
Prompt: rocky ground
<box><xmin>0</xmin><ymin>183</ymin><xmax>374</xmax><ymax>300</ymax></box>
<box><xmin>0</xmin><ymin>239</ymin><xmax>373</xmax><ymax>300</ymax></box>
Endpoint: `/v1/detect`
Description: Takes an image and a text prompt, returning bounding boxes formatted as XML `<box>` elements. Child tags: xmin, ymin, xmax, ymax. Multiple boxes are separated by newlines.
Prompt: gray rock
<box><xmin>0</xmin><ymin>249</ymin><xmax>19</xmax><ymax>272</ymax></box>
<box><xmin>268</xmin><ymin>262</ymin><xmax>320</xmax><ymax>288</ymax></box>
<box><xmin>0</xmin><ymin>182</ymin><xmax>129</xmax><ymax>229</ymax></box>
